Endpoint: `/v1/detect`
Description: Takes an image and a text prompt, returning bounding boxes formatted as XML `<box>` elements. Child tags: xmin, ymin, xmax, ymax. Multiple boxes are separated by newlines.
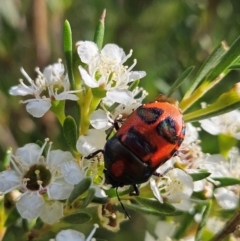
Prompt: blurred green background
<box><xmin>0</xmin><ymin>0</ymin><xmax>240</xmax><ymax>240</ymax></box>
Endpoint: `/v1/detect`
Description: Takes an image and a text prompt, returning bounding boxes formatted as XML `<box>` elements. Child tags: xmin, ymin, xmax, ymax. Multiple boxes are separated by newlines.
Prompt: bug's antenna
<box><xmin>116</xmin><ymin>187</ymin><xmax>131</xmax><ymax>219</ymax></box>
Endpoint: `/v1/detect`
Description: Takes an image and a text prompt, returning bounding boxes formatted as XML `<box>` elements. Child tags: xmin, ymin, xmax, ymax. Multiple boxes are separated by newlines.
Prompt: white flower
<box><xmin>9</xmin><ymin>61</ymin><xmax>81</xmax><ymax>117</ymax></box>
<box><xmin>90</xmin><ymin>87</ymin><xmax>148</xmax><ymax>131</ymax></box>
<box><xmin>150</xmin><ymin>168</ymin><xmax>193</xmax><ymax>204</ymax></box>
<box><xmin>0</xmin><ymin>139</ymin><xmax>84</xmax><ymax>223</ymax></box>
<box><xmin>55</xmin><ymin>224</ymin><xmax>99</xmax><ymax>241</ymax></box>
<box><xmin>77</xmin><ymin>41</ymin><xmax>146</xmax><ymax>105</ymax></box>
<box><xmin>76</xmin><ymin>129</ymin><xmax>106</xmax><ymax>156</ymax></box>
<box><xmin>200</xmin><ymin>109</ymin><xmax>240</xmax><ymax>139</ymax></box>
<box><xmin>145</xmin><ymin>221</ymin><xmax>176</xmax><ymax>241</ymax></box>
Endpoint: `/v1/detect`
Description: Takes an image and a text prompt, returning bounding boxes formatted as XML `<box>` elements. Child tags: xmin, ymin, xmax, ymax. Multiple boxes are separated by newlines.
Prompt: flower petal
<box><xmin>214</xmin><ymin>187</ymin><xmax>238</xmax><ymax>209</ymax></box>
<box><xmin>128</xmin><ymin>71</ymin><xmax>146</xmax><ymax>82</ymax></box>
<box><xmin>9</xmin><ymin>85</ymin><xmax>34</xmax><ymax>96</ymax></box>
<box><xmin>47</xmin><ymin>178</ymin><xmax>74</xmax><ymax>200</ymax></box>
<box><xmin>77</xmin><ymin>41</ymin><xmax>99</xmax><ymax>64</ymax></box>
<box><xmin>106</xmin><ymin>89</ymin><xmax>133</xmax><ymax>105</ymax></box>
<box><xmin>56</xmin><ymin>229</ymin><xmax>85</xmax><ymax>241</ymax></box>
<box><xmin>48</xmin><ymin>150</ymin><xmax>75</xmax><ymax>166</ymax></box>
<box><xmin>101</xmin><ymin>44</ymin><xmax>126</xmax><ymax>63</ymax></box>
<box><xmin>40</xmin><ymin>201</ymin><xmax>63</xmax><ymax>224</ymax></box>
<box><xmin>150</xmin><ymin>178</ymin><xmax>163</xmax><ymax>203</ymax></box>
<box><xmin>26</xmin><ymin>99</ymin><xmax>51</xmax><ymax>117</ymax></box>
<box><xmin>54</xmin><ymin>92</ymin><xmax>79</xmax><ymax>101</ymax></box>
<box><xmin>79</xmin><ymin>66</ymin><xmax>99</xmax><ymax>88</ymax></box>
<box><xmin>0</xmin><ymin>170</ymin><xmax>20</xmax><ymax>194</ymax></box>
<box><xmin>76</xmin><ymin>129</ymin><xmax>106</xmax><ymax>156</ymax></box>
<box><xmin>16</xmin><ymin>192</ymin><xmax>44</xmax><ymax>220</ymax></box>
<box><xmin>61</xmin><ymin>161</ymin><xmax>84</xmax><ymax>185</ymax></box>
<box><xmin>90</xmin><ymin>109</ymin><xmax>111</xmax><ymax>130</ymax></box>
<box><xmin>16</xmin><ymin>143</ymin><xmax>42</xmax><ymax>166</ymax></box>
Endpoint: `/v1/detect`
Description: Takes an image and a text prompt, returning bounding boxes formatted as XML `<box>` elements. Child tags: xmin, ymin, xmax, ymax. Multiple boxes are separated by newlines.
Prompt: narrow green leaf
<box><xmin>81</xmin><ymin>188</ymin><xmax>96</xmax><ymax>208</ymax></box>
<box><xmin>167</xmin><ymin>66</ymin><xmax>195</xmax><ymax>97</ymax></box>
<box><xmin>228</xmin><ymin>63</ymin><xmax>240</xmax><ymax>69</ymax></box>
<box><xmin>93</xmin><ymin>9</ymin><xmax>106</xmax><ymax>49</ymax></box>
<box><xmin>212</xmin><ymin>177</ymin><xmax>240</xmax><ymax>188</ymax></box>
<box><xmin>63</xmin><ymin>116</ymin><xmax>78</xmax><ymax>151</ymax></box>
<box><xmin>208</xmin><ymin>36</ymin><xmax>240</xmax><ymax>81</ymax></box>
<box><xmin>183</xmin><ymin>42</ymin><xmax>227</xmax><ymax>99</ymax></box>
<box><xmin>128</xmin><ymin>79</ymin><xmax>140</xmax><ymax>92</ymax></box>
<box><xmin>183</xmin><ymin>83</ymin><xmax>240</xmax><ymax>122</ymax></box>
<box><xmin>125</xmin><ymin>202</ymin><xmax>183</xmax><ymax>216</ymax></box>
<box><xmin>61</xmin><ymin>211</ymin><xmax>92</xmax><ymax>224</ymax></box>
<box><xmin>195</xmin><ymin>201</ymin><xmax>212</xmax><ymax>241</ymax></box>
<box><xmin>0</xmin><ymin>149</ymin><xmax>10</xmax><ymax>171</ymax></box>
<box><xmin>173</xmin><ymin>212</ymin><xmax>194</xmax><ymax>239</ymax></box>
<box><xmin>190</xmin><ymin>172</ymin><xmax>211</xmax><ymax>182</ymax></box>
<box><xmin>181</xmin><ymin>36</ymin><xmax>240</xmax><ymax>112</ymax></box>
<box><xmin>51</xmin><ymin>100</ymin><xmax>66</xmax><ymax>125</ymax></box>
<box><xmin>68</xmin><ymin>178</ymin><xmax>92</xmax><ymax>205</ymax></box>
<box><xmin>64</xmin><ymin>20</ymin><xmax>75</xmax><ymax>90</ymax></box>
<box><xmin>134</xmin><ymin>197</ymin><xmax>176</xmax><ymax>215</ymax></box>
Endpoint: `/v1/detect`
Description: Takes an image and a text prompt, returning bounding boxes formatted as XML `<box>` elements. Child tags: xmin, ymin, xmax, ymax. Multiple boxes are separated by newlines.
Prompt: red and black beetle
<box><xmin>89</xmin><ymin>95</ymin><xmax>185</xmax><ymax>196</ymax></box>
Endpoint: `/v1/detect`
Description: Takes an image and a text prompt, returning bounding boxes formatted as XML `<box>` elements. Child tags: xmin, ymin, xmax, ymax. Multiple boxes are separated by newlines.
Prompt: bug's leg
<box><xmin>153</xmin><ymin>167</ymin><xmax>173</xmax><ymax>177</ymax></box>
<box><xmin>85</xmin><ymin>149</ymin><xmax>104</xmax><ymax>159</ymax></box>
<box><xmin>106</xmin><ymin>118</ymin><xmax>122</xmax><ymax>140</ymax></box>
<box><xmin>116</xmin><ymin>187</ymin><xmax>131</xmax><ymax>219</ymax></box>
<box><xmin>129</xmin><ymin>184</ymin><xmax>140</xmax><ymax>196</ymax></box>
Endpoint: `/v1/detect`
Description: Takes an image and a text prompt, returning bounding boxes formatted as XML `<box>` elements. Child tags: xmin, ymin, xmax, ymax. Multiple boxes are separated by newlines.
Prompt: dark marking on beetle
<box><xmin>121</xmin><ymin>126</ymin><xmax>157</xmax><ymax>157</ymax></box>
<box><xmin>137</xmin><ymin>107</ymin><xmax>163</xmax><ymax>125</ymax></box>
<box><xmin>156</xmin><ymin>117</ymin><xmax>178</xmax><ymax>144</ymax></box>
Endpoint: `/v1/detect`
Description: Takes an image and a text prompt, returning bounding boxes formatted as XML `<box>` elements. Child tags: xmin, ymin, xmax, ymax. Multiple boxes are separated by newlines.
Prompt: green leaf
<box><xmin>51</xmin><ymin>100</ymin><xmax>66</xmax><ymax>125</ymax></box>
<box><xmin>181</xmin><ymin>36</ymin><xmax>240</xmax><ymax>112</ymax></box>
<box><xmin>195</xmin><ymin>201</ymin><xmax>212</xmax><ymax>241</ymax></box>
<box><xmin>173</xmin><ymin>212</ymin><xmax>194</xmax><ymax>239</ymax></box>
<box><xmin>183</xmin><ymin>42</ymin><xmax>227</xmax><ymax>100</ymax></box>
<box><xmin>126</xmin><ymin>202</ymin><xmax>183</xmax><ymax>216</ymax></box>
<box><xmin>61</xmin><ymin>211</ymin><xmax>92</xmax><ymax>224</ymax></box>
<box><xmin>81</xmin><ymin>188</ymin><xmax>96</xmax><ymax>208</ymax></box>
<box><xmin>63</xmin><ymin>116</ymin><xmax>78</xmax><ymax>151</ymax></box>
<box><xmin>190</xmin><ymin>171</ymin><xmax>211</xmax><ymax>182</ymax></box>
<box><xmin>228</xmin><ymin>63</ymin><xmax>240</xmax><ymax>69</ymax></box>
<box><xmin>4</xmin><ymin>207</ymin><xmax>20</xmax><ymax>227</ymax></box>
<box><xmin>212</xmin><ymin>177</ymin><xmax>240</xmax><ymax>188</ymax></box>
<box><xmin>183</xmin><ymin>83</ymin><xmax>240</xmax><ymax>122</ymax></box>
<box><xmin>134</xmin><ymin>197</ymin><xmax>176</xmax><ymax>215</ymax></box>
<box><xmin>167</xmin><ymin>66</ymin><xmax>194</xmax><ymax>97</ymax></box>
<box><xmin>208</xmin><ymin>36</ymin><xmax>240</xmax><ymax>81</ymax></box>
<box><xmin>64</xmin><ymin>20</ymin><xmax>75</xmax><ymax>90</ymax></box>
<box><xmin>34</xmin><ymin>218</ymin><xmax>44</xmax><ymax>230</ymax></box>
<box><xmin>68</xmin><ymin>178</ymin><xmax>92</xmax><ymax>205</ymax></box>
<box><xmin>93</xmin><ymin>9</ymin><xmax>106</xmax><ymax>49</ymax></box>
<box><xmin>0</xmin><ymin>148</ymin><xmax>10</xmax><ymax>171</ymax></box>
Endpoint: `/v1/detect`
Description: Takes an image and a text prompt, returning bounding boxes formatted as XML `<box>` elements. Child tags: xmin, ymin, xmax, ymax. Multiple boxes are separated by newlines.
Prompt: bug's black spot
<box><xmin>137</xmin><ymin>107</ymin><xmax>163</xmax><ymax>125</ymax></box>
<box><xmin>156</xmin><ymin>117</ymin><xmax>178</xmax><ymax>144</ymax></box>
<box><xmin>122</xmin><ymin>126</ymin><xmax>157</xmax><ymax>157</ymax></box>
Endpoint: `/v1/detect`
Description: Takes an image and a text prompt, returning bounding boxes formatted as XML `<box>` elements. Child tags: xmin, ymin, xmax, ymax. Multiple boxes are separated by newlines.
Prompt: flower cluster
<box><xmin>9</xmin><ymin>61</ymin><xmax>81</xmax><ymax>118</ymax></box>
<box><xmin>2</xmin><ymin>15</ymin><xmax>240</xmax><ymax>241</ymax></box>
<box><xmin>0</xmin><ymin>139</ymin><xmax>83</xmax><ymax>224</ymax></box>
